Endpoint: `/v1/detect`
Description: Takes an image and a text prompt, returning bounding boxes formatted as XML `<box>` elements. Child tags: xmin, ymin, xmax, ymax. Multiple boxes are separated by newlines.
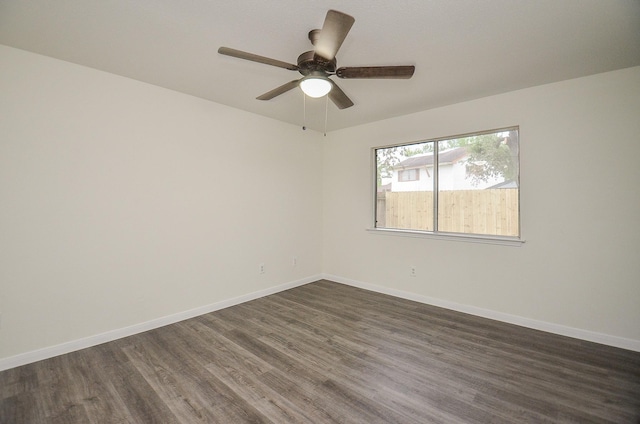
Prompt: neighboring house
<box><xmin>377</xmin><ymin>182</ymin><xmax>392</xmax><ymax>193</ymax></box>
<box><xmin>391</xmin><ymin>147</ymin><xmax>506</xmax><ymax>192</ymax></box>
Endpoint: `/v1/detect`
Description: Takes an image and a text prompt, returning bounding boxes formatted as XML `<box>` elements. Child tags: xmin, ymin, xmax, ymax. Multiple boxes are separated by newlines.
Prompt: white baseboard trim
<box><xmin>0</xmin><ymin>275</ymin><xmax>320</xmax><ymax>372</ymax></box>
<box><xmin>4</xmin><ymin>272</ymin><xmax>637</xmax><ymax>372</ymax></box>
<box><xmin>322</xmin><ymin>273</ymin><xmax>640</xmax><ymax>353</ymax></box>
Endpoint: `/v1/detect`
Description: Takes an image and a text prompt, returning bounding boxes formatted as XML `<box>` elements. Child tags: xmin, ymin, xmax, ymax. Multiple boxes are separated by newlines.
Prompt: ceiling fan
<box><xmin>218</xmin><ymin>10</ymin><xmax>415</xmax><ymax>109</ymax></box>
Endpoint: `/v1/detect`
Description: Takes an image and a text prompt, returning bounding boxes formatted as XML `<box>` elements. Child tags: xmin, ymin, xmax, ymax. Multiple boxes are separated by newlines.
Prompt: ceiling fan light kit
<box><xmin>218</xmin><ymin>9</ymin><xmax>415</xmax><ymax>111</ymax></box>
<box><xmin>300</xmin><ymin>74</ymin><xmax>332</xmax><ymax>98</ymax></box>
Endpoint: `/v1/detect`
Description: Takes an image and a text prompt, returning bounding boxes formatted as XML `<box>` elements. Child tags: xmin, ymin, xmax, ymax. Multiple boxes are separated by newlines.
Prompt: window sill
<box><xmin>366</xmin><ymin>228</ymin><xmax>525</xmax><ymax>247</ymax></box>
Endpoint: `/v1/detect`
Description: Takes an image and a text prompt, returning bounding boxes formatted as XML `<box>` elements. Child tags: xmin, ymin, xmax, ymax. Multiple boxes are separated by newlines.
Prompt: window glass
<box><xmin>375</xmin><ymin>128</ymin><xmax>519</xmax><ymax>238</ymax></box>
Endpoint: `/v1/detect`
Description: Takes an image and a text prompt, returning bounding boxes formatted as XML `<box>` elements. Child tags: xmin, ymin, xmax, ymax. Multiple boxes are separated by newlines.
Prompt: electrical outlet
<box><xmin>292</xmin><ymin>256</ymin><xmax>297</xmax><ymax>267</ymax></box>
<box><xmin>259</xmin><ymin>263</ymin><xmax>265</xmax><ymax>274</ymax></box>
<box><xmin>410</xmin><ymin>266</ymin><xmax>416</xmax><ymax>277</ymax></box>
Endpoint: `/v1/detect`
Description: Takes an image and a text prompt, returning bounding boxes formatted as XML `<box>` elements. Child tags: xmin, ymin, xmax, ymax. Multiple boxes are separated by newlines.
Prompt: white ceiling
<box><xmin>1</xmin><ymin>0</ymin><xmax>639</xmax><ymax>132</ymax></box>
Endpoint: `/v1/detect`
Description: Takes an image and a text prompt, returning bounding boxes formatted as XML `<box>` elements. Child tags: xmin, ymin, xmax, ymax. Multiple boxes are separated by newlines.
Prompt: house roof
<box><xmin>488</xmin><ymin>180</ymin><xmax>518</xmax><ymax>189</ymax></box>
<box><xmin>394</xmin><ymin>147</ymin><xmax>468</xmax><ymax>169</ymax></box>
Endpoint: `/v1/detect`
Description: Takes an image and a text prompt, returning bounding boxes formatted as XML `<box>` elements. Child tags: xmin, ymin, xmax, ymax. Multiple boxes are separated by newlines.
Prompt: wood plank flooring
<box><xmin>1</xmin><ymin>280</ymin><xmax>639</xmax><ymax>423</ymax></box>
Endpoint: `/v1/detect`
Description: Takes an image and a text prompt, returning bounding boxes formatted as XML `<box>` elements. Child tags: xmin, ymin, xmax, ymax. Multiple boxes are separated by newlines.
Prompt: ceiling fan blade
<box><xmin>328</xmin><ymin>81</ymin><xmax>354</xmax><ymax>109</ymax></box>
<box><xmin>218</xmin><ymin>47</ymin><xmax>299</xmax><ymax>71</ymax></box>
<box><xmin>314</xmin><ymin>10</ymin><xmax>355</xmax><ymax>61</ymax></box>
<box><xmin>336</xmin><ymin>66</ymin><xmax>415</xmax><ymax>79</ymax></box>
<box><xmin>256</xmin><ymin>80</ymin><xmax>300</xmax><ymax>100</ymax></box>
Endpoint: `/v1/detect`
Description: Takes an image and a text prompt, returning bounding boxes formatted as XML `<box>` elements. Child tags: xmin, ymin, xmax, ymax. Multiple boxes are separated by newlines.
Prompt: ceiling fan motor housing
<box><xmin>297</xmin><ymin>50</ymin><xmax>337</xmax><ymax>75</ymax></box>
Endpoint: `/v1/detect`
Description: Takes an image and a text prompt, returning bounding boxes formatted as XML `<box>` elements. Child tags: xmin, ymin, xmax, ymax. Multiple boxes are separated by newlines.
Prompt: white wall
<box><xmin>0</xmin><ymin>45</ymin><xmax>323</xmax><ymax>362</ymax></box>
<box><xmin>2</xmin><ymin>44</ymin><xmax>639</xmax><ymax>367</ymax></box>
<box><xmin>323</xmin><ymin>66</ymin><xmax>640</xmax><ymax>347</ymax></box>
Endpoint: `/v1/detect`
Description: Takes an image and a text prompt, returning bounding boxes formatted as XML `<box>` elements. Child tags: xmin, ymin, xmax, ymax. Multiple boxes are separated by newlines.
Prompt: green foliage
<box><xmin>459</xmin><ymin>131</ymin><xmax>518</xmax><ymax>186</ymax></box>
<box><xmin>376</xmin><ymin>147</ymin><xmax>400</xmax><ymax>185</ymax></box>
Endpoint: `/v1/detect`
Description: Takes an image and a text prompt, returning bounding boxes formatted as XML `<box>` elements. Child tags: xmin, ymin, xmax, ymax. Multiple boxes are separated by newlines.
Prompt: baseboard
<box><xmin>322</xmin><ymin>273</ymin><xmax>640</xmax><ymax>353</ymax></box>
<box><xmin>0</xmin><ymin>275</ymin><xmax>321</xmax><ymax>372</ymax></box>
<box><xmin>4</xmin><ymin>272</ymin><xmax>637</xmax><ymax>372</ymax></box>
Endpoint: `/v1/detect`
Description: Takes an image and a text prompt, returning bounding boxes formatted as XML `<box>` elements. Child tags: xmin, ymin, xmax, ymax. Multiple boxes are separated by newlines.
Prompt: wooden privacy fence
<box><xmin>377</xmin><ymin>189</ymin><xmax>519</xmax><ymax>236</ymax></box>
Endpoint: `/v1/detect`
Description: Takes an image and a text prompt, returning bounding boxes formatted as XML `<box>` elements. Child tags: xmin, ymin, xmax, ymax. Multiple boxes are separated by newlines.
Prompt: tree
<box><xmin>376</xmin><ymin>147</ymin><xmax>399</xmax><ymax>186</ymax></box>
<box><xmin>461</xmin><ymin>130</ymin><xmax>518</xmax><ymax>186</ymax></box>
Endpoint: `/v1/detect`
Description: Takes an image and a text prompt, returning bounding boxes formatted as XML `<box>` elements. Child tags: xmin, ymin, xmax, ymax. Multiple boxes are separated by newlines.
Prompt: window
<box><xmin>399</xmin><ymin>169</ymin><xmax>420</xmax><ymax>181</ymax></box>
<box><xmin>375</xmin><ymin>127</ymin><xmax>519</xmax><ymax>239</ymax></box>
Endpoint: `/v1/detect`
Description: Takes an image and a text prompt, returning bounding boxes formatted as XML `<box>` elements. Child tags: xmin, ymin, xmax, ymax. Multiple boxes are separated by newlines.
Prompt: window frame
<box><xmin>371</xmin><ymin>127</ymin><xmax>524</xmax><ymax>246</ymax></box>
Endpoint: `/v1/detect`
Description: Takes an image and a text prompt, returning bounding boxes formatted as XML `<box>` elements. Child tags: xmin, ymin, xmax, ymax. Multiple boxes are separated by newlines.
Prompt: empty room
<box><xmin>1</xmin><ymin>1</ymin><xmax>639</xmax><ymax>423</ymax></box>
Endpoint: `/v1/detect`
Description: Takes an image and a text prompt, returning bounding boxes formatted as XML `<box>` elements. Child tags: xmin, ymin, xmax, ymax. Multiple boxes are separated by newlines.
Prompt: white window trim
<box><xmin>366</xmin><ymin>227</ymin><xmax>525</xmax><ymax>247</ymax></box>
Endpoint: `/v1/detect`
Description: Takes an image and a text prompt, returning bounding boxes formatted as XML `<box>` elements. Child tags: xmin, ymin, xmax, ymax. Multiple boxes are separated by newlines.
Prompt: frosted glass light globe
<box><xmin>300</xmin><ymin>77</ymin><xmax>332</xmax><ymax>98</ymax></box>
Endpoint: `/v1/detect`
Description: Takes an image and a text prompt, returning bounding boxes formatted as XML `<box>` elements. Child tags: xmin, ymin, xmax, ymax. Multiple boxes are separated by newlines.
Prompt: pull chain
<box><xmin>301</xmin><ymin>93</ymin><xmax>329</xmax><ymax>135</ymax></box>
<box><xmin>324</xmin><ymin>95</ymin><xmax>328</xmax><ymax>137</ymax></box>
<box><xmin>302</xmin><ymin>93</ymin><xmax>306</xmax><ymax>131</ymax></box>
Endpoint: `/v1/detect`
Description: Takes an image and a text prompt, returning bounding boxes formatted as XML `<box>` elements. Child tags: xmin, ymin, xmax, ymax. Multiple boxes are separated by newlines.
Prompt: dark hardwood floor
<box><xmin>1</xmin><ymin>280</ymin><xmax>639</xmax><ymax>423</ymax></box>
